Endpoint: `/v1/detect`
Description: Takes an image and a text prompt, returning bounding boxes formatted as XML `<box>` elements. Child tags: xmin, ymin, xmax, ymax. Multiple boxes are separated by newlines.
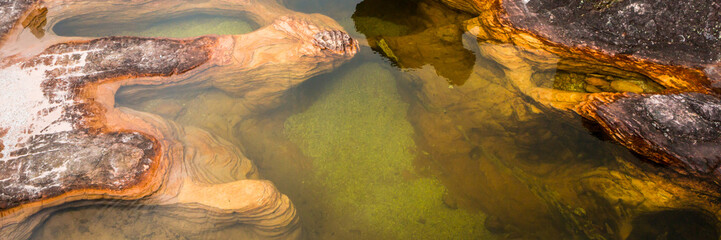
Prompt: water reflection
<box><xmin>54</xmin><ymin>13</ymin><xmax>255</xmax><ymax>38</ymax></box>
<box><xmin>353</xmin><ymin>0</ymin><xmax>476</xmax><ymax>85</ymax></box>
<box><xmin>20</xmin><ymin>0</ymin><xmax>711</xmax><ymax>239</ymax></box>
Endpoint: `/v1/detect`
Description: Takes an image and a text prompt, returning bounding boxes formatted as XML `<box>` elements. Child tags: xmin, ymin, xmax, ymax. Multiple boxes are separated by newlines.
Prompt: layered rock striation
<box><xmin>0</xmin><ymin>0</ymin><xmax>357</xmax><ymax>239</ymax></box>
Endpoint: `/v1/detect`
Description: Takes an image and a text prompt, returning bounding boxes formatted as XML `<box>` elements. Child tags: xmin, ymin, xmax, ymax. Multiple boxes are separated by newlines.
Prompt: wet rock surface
<box><xmin>0</xmin><ymin>36</ymin><xmax>214</xmax><ymax>210</ymax></box>
<box><xmin>431</xmin><ymin>0</ymin><xmax>721</xmax><ymax>176</ymax></box>
<box><xmin>368</xmin><ymin>0</ymin><xmax>721</xmax><ymax>238</ymax></box>
<box><xmin>504</xmin><ymin>0</ymin><xmax>721</xmax><ymax>65</ymax></box>
<box><xmin>0</xmin><ymin>0</ymin><xmax>357</xmax><ymax>239</ymax></box>
<box><xmin>584</xmin><ymin>92</ymin><xmax>721</xmax><ymax>176</ymax></box>
<box><xmin>311</xmin><ymin>30</ymin><xmax>357</xmax><ymax>55</ymax></box>
<box><xmin>32</xmin><ymin>36</ymin><xmax>215</xmax><ymax>85</ymax></box>
<box><xmin>0</xmin><ymin>132</ymin><xmax>156</xmax><ymax>209</ymax></box>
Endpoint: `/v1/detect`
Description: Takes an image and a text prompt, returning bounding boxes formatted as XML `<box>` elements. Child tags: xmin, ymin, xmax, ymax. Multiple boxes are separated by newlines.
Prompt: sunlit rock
<box><xmin>352</xmin><ymin>0</ymin><xmax>721</xmax><ymax>238</ymax></box>
<box><xmin>0</xmin><ymin>0</ymin><xmax>357</xmax><ymax>239</ymax></box>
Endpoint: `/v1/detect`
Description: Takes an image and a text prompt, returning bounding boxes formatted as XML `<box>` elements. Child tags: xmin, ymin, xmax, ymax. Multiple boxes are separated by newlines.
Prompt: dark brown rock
<box><xmin>29</xmin><ymin>36</ymin><xmax>215</xmax><ymax>86</ymax></box>
<box><xmin>0</xmin><ymin>1</ymin><xmax>357</xmax><ymax>239</ymax></box>
<box><xmin>504</xmin><ymin>0</ymin><xmax>721</xmax><ymax>66</ymax></box>
<box><xmin>579</xmin><ymin>92</ymin><xmax>721</xmax><ymax>177</ymax></box>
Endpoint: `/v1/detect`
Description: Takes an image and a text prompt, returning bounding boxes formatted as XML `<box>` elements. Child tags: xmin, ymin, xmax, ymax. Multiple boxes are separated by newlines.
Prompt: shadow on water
<box><xmin>25</xmin><ymin>0</ymin><xmax>716</xmax><ymax>239</ymax></box>
<box><xmin>626</xmin><ymin>210</ymin><xmax>719</xmax><ymax>240</ymax></box>
<box><xmin>352</xmin><ymin>0</ymin><xmax>477</xmax><ymax>85</ymax></box>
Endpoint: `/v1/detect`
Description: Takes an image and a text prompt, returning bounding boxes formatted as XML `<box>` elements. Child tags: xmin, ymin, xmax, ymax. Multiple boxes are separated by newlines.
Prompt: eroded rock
<box><xmin>0</xmin><ymin>0</ymin><xmax>357</xmax><ymax>239</ymax></box>
<box><xmin>360</xmin><ymin>0</ymin><xmax>721</xmax><ymax>238</ymax></box>
<box><xmin>580</xmin><ymin>92</ymin><xmax>721</xmax><ymax>176</ymax></box>
<box><xmin>505</xmin><ymin>0</ymin><xmax>721</xmax><ymax>65</ymax></box>
<box><xmin>0</xmin><ymin>36</ymin><xmax>214</xmax><ymax>210</ymax></box>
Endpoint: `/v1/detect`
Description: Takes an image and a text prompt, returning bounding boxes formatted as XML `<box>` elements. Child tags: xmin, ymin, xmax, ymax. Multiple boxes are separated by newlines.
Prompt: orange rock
<box><xmin>0</xmin><ymin>0</ymin><xmax>357</xmax><ymax>239</ymax></box>
<box><xmin>359</xmin><ymin>0</ymin><xmax>721</xmax><ymax>238</ymax></box>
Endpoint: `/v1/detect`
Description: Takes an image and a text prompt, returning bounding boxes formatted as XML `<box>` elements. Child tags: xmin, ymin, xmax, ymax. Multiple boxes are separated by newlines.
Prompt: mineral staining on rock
<box><xmin>496</xmin><ymin>0</ymin><xmax>721</xmax><ymax>179</ymax></box>
<box><xmin>0</xmin><ymin>0</ymin><xmax>36</xmax><ymax>43</ymax></box>
<box><xmin>581</xmin><ymin>92</ymin><xmax>721</xmax><ymax>176</ymax></box>
<box><xmin>0</xmin><ymin>36</ymin><xmax>213</xmax><ymax>209</ymax></box>
<box><xmin>284</xmin><ymin>63</ymin><xmax>490</xmax><ymax>239</ymax></box>
<box><xmin>0</xmin><ymin>0</ymin><xmax>360</xmax><ymax>238</ymax></box>
<box><xmin>429</xmin><ymin>0</ymin><xmax>721</xmax><ymax>172</ymax></box>
<box><xmin>0</xmin><ymin>132</ymin><xmax>155</xmax><ymax>209</ymax></box>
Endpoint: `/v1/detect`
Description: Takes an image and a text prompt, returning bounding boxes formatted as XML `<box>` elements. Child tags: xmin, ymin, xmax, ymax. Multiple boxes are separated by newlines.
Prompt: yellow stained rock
<box><xmin>585</xmin><ymin>85</ymin><xmax>602</xmax><ymax>93</ymax></box>
<box><xmin>610</xmin><ymin>80</ymin><xmax>644</xmax><ymax>93</ymax></box>
<box><xmin>584</xmin><ymin>76</ymin><xmax>610</xmax><ymax>86</ymax></box>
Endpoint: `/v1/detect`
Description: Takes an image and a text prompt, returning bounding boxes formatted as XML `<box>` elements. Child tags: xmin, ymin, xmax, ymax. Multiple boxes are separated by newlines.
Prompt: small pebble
<box><xmin>584</xmin><ymin>77</ymin><xmax>609</xmax><ymax>86</ymax></box>
<box><xmin>610</xmin><ymin>80</ymin><xmax>644</xmax><ymax>93</ymax></box>
<box><xmin>585</xmin><ymin>85</ymin><xmax>602</xmax><ymax>93</ymax></box>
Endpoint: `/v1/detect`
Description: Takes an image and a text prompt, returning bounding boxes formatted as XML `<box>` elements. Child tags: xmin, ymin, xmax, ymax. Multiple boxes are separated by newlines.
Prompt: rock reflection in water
<box><xmin>353</xmin><ymin>0</ymin><xmax>721</xmax><ymax>239</ymax></box>
<box><xmin>1</xmin><ymin>0</ymin><xmax>357</xmax><ymax>238</ymax></box>
<box><xmin>13</xmin><ymin>0</ymin><xmax>721</xmax><ymax>239</ymax></box>
<box><xmin>352</xmin><ymin>0</ymin><xmax>476</xmax><ymax>85</ymax></box>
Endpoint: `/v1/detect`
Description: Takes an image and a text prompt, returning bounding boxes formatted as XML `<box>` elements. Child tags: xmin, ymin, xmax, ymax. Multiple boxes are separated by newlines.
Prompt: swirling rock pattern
<box><xmin>0</xmin><ymin>0</ymin><xmax>357</xmax><ymax>239</ymax></box>
<box><xmin>371</xmin><ymin>0</ymin><xmax>721</xmax><ymax>238</ymax></box>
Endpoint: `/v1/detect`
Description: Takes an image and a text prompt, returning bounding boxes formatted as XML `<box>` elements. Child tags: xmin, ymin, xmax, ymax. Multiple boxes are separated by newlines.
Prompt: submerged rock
<box><xmin>429</xmin><ymin>0</ymin><xmax>721</xmax><ymax>180</ymax></box>
<box><xmin>0</xmin><ymin>0</ymin><xmax>358</xmax><ymax>239</ymax></box>
<box><xmin>553</xmin><ymin>71</ymin><xmax>587</xmax><ymax>92</ymax></box>
<box><xmin>610</xmin><ymin>80</ymin><xmax>644</xmax><ymax>93</ymax></box>
<box><xmin>579</xmin><ymin>92</ymin><xmax>721</xmax><ymax>177</ymax></box>
<box><xmin>363</xmin><ymin>0</ymin><xmax>721</xmax><ymax>238</ymax></box>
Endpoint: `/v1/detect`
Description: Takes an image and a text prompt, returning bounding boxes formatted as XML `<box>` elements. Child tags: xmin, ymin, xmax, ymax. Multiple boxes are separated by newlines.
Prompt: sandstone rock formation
<box><xmin>0</xmin><ymin>0</ymin><xmax>357</xmax><ymax>239</ymax></box>
<box><xmin>353</xmin><ymin>0</ymin><xmax>721</xmax><ymax>238</ymax></box>
<box><xmin>434</xmin><ymin>0</ymin><xmax>721</xmax><ymax>168</ymax></box>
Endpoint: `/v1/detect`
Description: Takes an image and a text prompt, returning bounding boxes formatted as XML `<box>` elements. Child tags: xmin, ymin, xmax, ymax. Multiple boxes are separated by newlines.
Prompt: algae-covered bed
<box><xmin>284</xmin><ymin>63</ymin><xmax>491</xmax><ymax>239</ymax></box>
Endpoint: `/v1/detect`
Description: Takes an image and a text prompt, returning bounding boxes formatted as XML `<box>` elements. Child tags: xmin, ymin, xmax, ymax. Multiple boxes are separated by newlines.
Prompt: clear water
<box><xmin>20</xmin><ymin>0</ymin><xmax>717</xmax><ymax>239</ymax></box>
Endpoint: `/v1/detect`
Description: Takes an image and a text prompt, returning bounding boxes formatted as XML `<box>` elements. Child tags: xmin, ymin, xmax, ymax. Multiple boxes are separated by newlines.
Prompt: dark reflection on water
<box><xmin>25</xmin><ymin>0</ymin><xmax>704</xmax><ymax>239</ymax></box>
<box><xmin>352</xmin><ymin>0</ymin><xmax>476</xmax><ymax>85</ymax></box>
<box><xmin>627</xmin><ymin>210</ymin><xmax>719</xmax><ymax>240</ymax></box>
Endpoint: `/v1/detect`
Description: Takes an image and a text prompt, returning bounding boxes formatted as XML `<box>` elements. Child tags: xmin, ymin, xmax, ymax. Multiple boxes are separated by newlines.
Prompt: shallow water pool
<box><xmin>4</xmin><ymin>0</ymin><xmax>716</xmax><ymax>239</ymax></box>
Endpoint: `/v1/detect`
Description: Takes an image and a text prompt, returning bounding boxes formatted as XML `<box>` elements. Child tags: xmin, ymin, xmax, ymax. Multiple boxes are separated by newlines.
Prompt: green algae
<box><xmin>114</xmin><ymin>15</ymin><xmax>253</xmax><ymax>38</ymax></box>
<box><xmin>284</xmin><ymin>63</ymin><xmax>491</xmax><ymax>239</ymax></box>
<box><xmin>553</xmin><ymin>71</ymin><xmax>588</xmax><ymax>92</ymax></box>
<box><xmin>54</xmin><ymin>14</ymin><xmax>253</xmax><ymax>38</ymax></box>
